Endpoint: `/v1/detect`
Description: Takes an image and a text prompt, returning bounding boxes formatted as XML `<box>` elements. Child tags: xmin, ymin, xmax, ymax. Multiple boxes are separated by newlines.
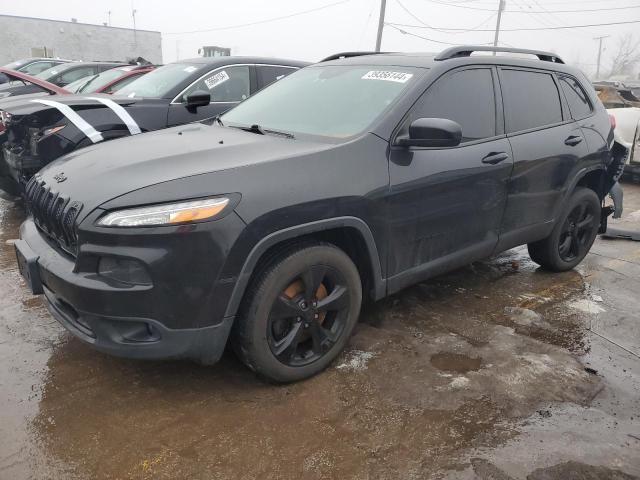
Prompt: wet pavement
<box><xmin>1</xmin><ymin>184</ymin><xmax>639</xmax><ymax>480</ymax></box>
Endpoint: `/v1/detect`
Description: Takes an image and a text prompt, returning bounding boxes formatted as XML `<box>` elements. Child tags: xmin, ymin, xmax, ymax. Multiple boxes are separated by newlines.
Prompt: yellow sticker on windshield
<box><xmin>362</xmin><ymin>71</ymin><xmax>413</xmax><ymax>83</ymax></box>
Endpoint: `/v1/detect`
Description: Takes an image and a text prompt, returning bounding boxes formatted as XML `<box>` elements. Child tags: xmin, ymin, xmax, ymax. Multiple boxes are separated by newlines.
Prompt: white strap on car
<box><xmin>30</xmin><ymin>99</ymin><xmax>104</xmax><ymax>143</ymax></box>
<box><xmin>85</xmin><ymin>97</ymin><xmax>142</xmax><ymax>136</ymax></box>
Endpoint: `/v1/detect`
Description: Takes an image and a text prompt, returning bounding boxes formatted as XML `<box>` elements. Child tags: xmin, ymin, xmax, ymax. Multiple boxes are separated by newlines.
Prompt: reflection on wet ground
<box><xmin>1</xmin><ymin>185</ymin><xmax>639</xmax><ymax>479</ymax></box>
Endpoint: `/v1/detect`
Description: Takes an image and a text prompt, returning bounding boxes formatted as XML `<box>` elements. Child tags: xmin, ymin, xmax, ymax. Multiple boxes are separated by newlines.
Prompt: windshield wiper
<box><xmin>243</xmin><ymin>123</ymin><xmax>265</xmax><ymax>135</ymax></box>
<box><xmin>235</xmin><ymin>123</ymin><xmax>295</xmax><ymax>139</ymax></box>
<box><xmin>213</xmin><ymin>114</ymin><xmax>224</xmax><ymax>127</ymax></box>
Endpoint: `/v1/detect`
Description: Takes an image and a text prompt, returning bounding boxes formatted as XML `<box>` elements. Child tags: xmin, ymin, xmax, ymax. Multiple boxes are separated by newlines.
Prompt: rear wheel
<box><xmin>232</xmin><ymin>243</ymin><xmax>362</xmax><ymax>383</ymax></box>
<box><xmin>528</xmin><ymin>187</ymin><xmax>601</xmax><ymax>271</ymax></box>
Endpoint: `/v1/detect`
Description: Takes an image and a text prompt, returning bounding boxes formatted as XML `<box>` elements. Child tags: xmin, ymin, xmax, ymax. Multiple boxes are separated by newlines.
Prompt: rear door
<box><xmin>557</xmin><ymin>74</ymin><xmax>608</xmax><ymax>168</ymax></box>
<box><xmin>166</xmin><ymin>64</ymin><xmax>252</xmax><ymax>126</ymax></box>
<box><xmin>387</xmin><ymin>67</ymin><xmax>513</xmax><ymax>284</ymax></box>
<box><xmin>498</xmin><ymin>68</ymin><xmax>589</xmax><ymax>241</ymax></box>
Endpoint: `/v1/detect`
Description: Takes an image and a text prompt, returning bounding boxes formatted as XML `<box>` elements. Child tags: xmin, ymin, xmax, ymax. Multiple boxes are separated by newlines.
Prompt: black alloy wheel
<box><xmin>557</xmin><ymin>202</ymin><xmax>598</xmax><ymax>262</ymax></box>
<box><xmin>528</xmin><ymin>187</ymin><xmax>601</xmax><ymax>272</ymax></box>
<box><xmin>232</xmin><ymin>243</ymin><xmax>362</xmax><ymax>383</ymax></box>
<box><xmin>268</xmin><ymin>266</ymin><xmax>350</xmax><ymax>367</ymax></box>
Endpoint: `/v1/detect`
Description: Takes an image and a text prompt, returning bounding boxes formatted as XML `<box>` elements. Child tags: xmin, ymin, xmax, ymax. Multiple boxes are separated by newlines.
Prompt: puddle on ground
<box><xmin>430</xmin><ymin>352</ymin><xmax>482</xmax><ymax>374</ymax></box>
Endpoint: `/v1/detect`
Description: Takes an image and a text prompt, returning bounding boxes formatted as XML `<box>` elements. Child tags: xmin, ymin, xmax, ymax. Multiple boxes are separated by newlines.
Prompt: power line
<box><xmin>385</xmin><ymin>22</ymin><xmax>493</xmax><ymax>45</ymax></box>
<box><xmin>420</xmin><ymin>0</ymin><xmax>640</xmax><ymax>13</ymax></box>
<box><xmin>164</xmin><ymin>0</ymin><xmax>350</xmax><ymax>35</ymax></box>
<box><xmin>387</xmin><ymin>19</ymin><xmax>640</xmax><ymax>32</ymax></box>
<box><xmin>510</xmin><ymin>4</ymin><xmax>640</xmax><ymax>14</ymax></box>
<box><xmin>395</xmin><ymin>0</ymin><xmax>496</xmax><ymax>34</ymax></box>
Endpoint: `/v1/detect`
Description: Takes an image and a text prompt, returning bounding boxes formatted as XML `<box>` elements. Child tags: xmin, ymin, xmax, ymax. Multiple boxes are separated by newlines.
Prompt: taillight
<box><xmin>610</xmin><ymin>113</ymin><xmax>616</xmax><ymax>130</ymax></box>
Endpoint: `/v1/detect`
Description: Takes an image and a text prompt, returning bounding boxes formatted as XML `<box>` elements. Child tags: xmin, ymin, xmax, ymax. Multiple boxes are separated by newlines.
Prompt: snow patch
<box><xmin>336</xmin><ymin>350</ymin><xmax>375</xmax><ymax>371</ymax></box>
<box><xmin>449</xmin><ymin>376</ymin><xmax>470</xmax><ymax>389</ymax></box>
<box><xmin>568</xmin><ymin>299</ymin><xmax>606</xmax><ymax>314</ymax></box>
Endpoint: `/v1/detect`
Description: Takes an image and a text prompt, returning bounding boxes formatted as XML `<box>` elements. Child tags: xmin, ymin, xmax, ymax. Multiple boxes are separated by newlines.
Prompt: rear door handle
<box><xmin>482</xmin><ymin>152</ymin><xmax>509</xmax><ymax>165</ymax></box>
<box><xmin>565</xmin><ymin>135</ymin><xmax>583</xmax><ymax>146</ymax></box>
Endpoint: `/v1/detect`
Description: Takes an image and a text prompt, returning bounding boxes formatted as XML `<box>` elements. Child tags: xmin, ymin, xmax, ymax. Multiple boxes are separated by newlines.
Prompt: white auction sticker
<box><xmin>362</xmin><ymin>70</ymin><xmax>413</xmax><ymax>83</ymax></box>
<box><xmin>204</xmin><ymin>70</ymin><xmax>229</xmax><ymax>90</ymax></box>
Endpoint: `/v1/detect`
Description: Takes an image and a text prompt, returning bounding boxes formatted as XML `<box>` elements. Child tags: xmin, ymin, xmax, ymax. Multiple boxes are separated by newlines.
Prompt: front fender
<box><xmin>223</xmin><ymin>216</ymin><xmax>386</xmax><ymax>318</ymax></box>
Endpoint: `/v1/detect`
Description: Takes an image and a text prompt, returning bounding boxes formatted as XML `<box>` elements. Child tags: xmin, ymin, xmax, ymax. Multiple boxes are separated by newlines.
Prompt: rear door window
<box><xmin>559</xmin><ymin>76</ymin><xmax>593</xmax><ymax>120</ymax></box>
<box><xmin>404</xmin><ymin>68</ymin><xmax>496</xmax><ymax>143</ymax></box>
<box><xmin>256</xmin><ymin>65</ymin><xmax>298</xmax><ymax>89</ymax></box>
<box><xmin>500</xmin><ymin>69</ymin><xmax>563</xmax><ymax>133</ymax></box>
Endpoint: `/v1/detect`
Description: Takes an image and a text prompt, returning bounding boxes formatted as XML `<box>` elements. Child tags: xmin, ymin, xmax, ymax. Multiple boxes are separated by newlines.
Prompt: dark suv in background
<box><xmin>14</xmin><ymin>46</ymin><xmax>617</xmax><ymax>382</ymax></box>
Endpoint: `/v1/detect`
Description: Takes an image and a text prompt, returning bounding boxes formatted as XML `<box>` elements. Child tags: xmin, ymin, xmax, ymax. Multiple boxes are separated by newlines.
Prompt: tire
<box><xmin>528</xmin><ymin>187</ymin><xmax>601</xmax><ymax>272</ymax></box>
<box><xmin>231</xmin><ymin>242</ymin><xmax>362</xmax><ymax>383</ymax></box>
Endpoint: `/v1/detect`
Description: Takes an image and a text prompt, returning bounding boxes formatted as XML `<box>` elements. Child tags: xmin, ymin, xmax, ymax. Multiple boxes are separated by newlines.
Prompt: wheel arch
<box><xmin>224</xmin><ymin>217</ymin><xmax>386</xmax><ymax>318</ymax></box>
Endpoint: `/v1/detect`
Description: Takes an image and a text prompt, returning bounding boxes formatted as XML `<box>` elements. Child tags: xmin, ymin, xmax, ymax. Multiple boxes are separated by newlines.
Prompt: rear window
<box><xmin>501</xmin><ymin>69</ymin><xmax>563</xmax><ymax>133</ymax></box>
<box><xmin>559</xmin><ymin>76</ymin><xmax>593</xmax><ymax>119</ymax></box>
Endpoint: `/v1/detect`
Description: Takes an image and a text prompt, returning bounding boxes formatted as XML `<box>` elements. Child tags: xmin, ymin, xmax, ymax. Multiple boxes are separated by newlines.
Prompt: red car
<box><xmin>0</xmin><ymin>67</ymin><xmax>69</xmax><ymax>98</ymax></box>
<box><xmin>64</xmin><ymin>65</ymin><xmax>156</xmax><ymax>95</ymax></box>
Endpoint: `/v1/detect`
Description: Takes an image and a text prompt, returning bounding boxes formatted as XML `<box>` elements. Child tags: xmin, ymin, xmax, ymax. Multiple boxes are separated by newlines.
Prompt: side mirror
<box><xmin>185</xmin><ymin>90</ymin><xmax>211</xmax><ymax>109</ymax></box>
<box><xmin>397</xmin><ymin>118</ymin><xmax>462</xmax><ymax>148</ymax></box>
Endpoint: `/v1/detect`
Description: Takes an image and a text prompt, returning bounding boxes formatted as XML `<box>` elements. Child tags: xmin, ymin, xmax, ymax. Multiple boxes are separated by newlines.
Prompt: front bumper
<box><xmin>17</xmin><ymin>217</ymin><xmax>243</xmax><ymax>364</ymax></box>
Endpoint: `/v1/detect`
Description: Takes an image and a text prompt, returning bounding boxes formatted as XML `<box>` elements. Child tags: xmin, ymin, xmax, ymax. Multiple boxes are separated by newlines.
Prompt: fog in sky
<box><xmin>2</xmin><ymin>0</ymin><xmax>639</xmax><ymax>77</ymax></box>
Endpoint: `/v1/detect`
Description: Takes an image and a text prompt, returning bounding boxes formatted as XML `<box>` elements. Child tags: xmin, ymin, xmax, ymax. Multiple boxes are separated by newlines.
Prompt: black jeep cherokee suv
<box><xmin>14</xmin><ymin>46</ymin><xmax>618</xmax><ymax>382</ymax></box>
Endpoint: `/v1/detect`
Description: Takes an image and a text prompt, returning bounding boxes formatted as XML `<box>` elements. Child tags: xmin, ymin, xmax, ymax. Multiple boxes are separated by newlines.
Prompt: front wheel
<box><xmin>528</xmin><ymin>187</ymin><xmax>601</xmax><ymax>272</ymax></box>
<box><xmin>231</xmin><ymin>243</ymin><xmax>362</xmax><ymax>383</ymax></box>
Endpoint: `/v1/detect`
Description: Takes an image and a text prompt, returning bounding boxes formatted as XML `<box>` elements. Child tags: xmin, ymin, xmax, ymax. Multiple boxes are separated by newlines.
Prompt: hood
<box><xmin>37</xmin><ymin>123</ymin><xmax>333</xmax><ymax>217</ymax></box>
<box><xmin>0</xmin><ymin>93</ymin><xmax>145</xmax><ymax>116</ymax></box>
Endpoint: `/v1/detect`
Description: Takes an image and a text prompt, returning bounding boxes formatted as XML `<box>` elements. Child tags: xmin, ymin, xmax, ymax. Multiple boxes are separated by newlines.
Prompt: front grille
<box><xmin>25</xmin><ymin>176</ymin><xmax>83</xmax><ymax>256</ymax></box>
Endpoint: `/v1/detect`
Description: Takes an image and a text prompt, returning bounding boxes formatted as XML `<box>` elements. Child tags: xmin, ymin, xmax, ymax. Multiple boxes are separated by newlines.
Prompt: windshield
<box><xmin>115</xmin><ymin>63</ymin><xmax>199</xmax><ymax>99</ymax></box>
<box><xmin>3</xmin><ymin>58</ymin><xmax>31</xmax><ymax>69</ymax></box>
<box><xmin>222</xmin><ymin>65</ymin><xmax>419</xmax><ymax>138</ymax></box>
<box><xmin>34</xmin><ymin>64</ymin><xmax>73</xmax><ymax>80</ymax></box>
<box><xmin>66</xmin><ymin>69</ymin><xmax>125</xmax><ymax>93</ymax></box>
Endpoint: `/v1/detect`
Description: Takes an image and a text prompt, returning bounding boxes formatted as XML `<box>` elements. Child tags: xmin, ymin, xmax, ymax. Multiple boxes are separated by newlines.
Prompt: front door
<box><xmin>387</xmin><ymin>67</ymin><xmax>513</xmax><ymax>291</ymax></box>
<box><xmin>167</xmin><ymin>65</ymin><xmax>252</xmax><ymax>126</ymax></box>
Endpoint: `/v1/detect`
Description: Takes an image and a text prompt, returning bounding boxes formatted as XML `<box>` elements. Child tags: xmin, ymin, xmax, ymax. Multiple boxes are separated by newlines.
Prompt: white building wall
<box><xmin>0</xmin><ymin>15</ymin><xmax>162</xmax><ymax>65</ymax></box>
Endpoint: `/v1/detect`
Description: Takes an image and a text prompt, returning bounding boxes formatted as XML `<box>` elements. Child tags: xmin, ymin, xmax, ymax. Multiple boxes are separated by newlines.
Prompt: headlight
<box><xmin>97</xmin><ymin>197</ymin><xmax>230</xmax><ymax>227</ymax></box>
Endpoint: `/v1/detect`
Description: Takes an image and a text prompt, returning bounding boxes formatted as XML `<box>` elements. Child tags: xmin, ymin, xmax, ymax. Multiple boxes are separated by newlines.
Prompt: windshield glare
<box><xmin>3</xmin><ymin>59</ymin><xmax>30</xmax><ymax>69</ymax></box>
<box><xmin>115</xmin><ymin>63</ymin><xmax>198</xmax><ymax>99</ymax></box>
<box><xmin>222</xmin><ymin>65</ymin><xmax>418</xmax><ymax>138</ymax></box>
<box><xmin>34</xmin><ymin>64</ymin><xmax>71</xmax><ymax>80</ymax></box>
<box><xmin>69</xmin><ymin>69</ymin><xmax>124</xmax><ymax>93</ymax></box>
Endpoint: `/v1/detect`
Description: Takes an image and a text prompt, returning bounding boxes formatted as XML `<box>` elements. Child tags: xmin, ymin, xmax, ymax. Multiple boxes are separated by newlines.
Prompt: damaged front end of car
<box><xmin>1</xmin><ymin>106</ymin><xmax>74</xmax><ymax>196</ymax></box>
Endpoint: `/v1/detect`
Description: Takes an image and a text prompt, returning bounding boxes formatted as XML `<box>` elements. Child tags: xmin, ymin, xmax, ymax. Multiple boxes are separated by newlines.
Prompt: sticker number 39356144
<box><xmin>362</xmin><ymin>71</ymin><xmax>413</xmax><ymax>83</ymax></box>
<box><xmin>205</xmin><ymin>70</ymin><xmax>230</xmax><ymax>89</ymax></box>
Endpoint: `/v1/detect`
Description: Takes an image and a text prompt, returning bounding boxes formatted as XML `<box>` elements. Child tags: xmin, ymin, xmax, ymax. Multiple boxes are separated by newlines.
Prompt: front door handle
<box><xmin>482</xmin><ymin>152</ymin><xmax>509</xmax><ymax>165</ymax></box>
<box><xmin>565</xmin><ymin>135</ymin><xmax>583</xmax><ymax>146</ymax></box>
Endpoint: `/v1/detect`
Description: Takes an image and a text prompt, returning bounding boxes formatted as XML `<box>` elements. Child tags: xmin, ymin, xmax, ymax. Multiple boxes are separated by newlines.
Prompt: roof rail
<box><xmin>321</xmin><ymin>51</ymin><xmax>387</xmax><ymax>62</ymax></box>
<box><xmin>434</xmin><ymin>46</ymin><xmax>564</xmax><ymax>64</ymax></box>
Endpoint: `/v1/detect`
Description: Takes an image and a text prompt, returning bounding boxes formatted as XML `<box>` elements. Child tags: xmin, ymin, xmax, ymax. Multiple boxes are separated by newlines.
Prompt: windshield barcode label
<box><xmin>362</xmin><ymin>71</ymin><xmax>413</xmax><ymax>83</ymax></box>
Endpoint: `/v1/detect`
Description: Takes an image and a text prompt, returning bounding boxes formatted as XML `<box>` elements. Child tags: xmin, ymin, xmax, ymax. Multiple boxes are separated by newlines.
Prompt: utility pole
<box><xmin>492</xmin><ymin>0</ymin><xmax>506</xmax><ymax>54</ymax></box>
<box><xmin>132</xmin><ymin>8</ymin><xmax>138</xmax><ymax>46</ymax></box>
<box><xmin>594</xmin><ymin>35</ymin><xmax>609</xmax><ymax>79</ymax></box>
<box><xmin>107</xmin><ymin>10</ymin><xmax>112</xmax><ymax>26</ymax></box>
<box><xmin>375</xmin><ymin>0</ymin><xmax>387</xmax><ymax>52</ymax></box>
